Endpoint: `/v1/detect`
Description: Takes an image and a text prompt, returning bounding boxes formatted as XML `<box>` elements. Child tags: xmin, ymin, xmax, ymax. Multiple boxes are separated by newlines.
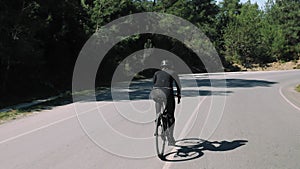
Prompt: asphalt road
<box><xmin>0</xmin><ymin>70</ymin><xmax>300</xmax><ymax>169</ymax></box>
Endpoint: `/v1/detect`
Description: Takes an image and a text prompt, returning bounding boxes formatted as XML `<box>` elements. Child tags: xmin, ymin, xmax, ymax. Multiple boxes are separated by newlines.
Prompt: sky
<box><xmin>216</xmin><ymin>0</ymin><xmax>267</xmax><ymax>9</ymax></box>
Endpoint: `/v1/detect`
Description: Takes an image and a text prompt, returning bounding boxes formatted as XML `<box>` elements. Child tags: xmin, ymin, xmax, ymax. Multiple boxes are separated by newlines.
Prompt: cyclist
<box><xmin>152</xmin><ymin>59</ymin><xmax>181</xmax><ymax>146</ymax></box>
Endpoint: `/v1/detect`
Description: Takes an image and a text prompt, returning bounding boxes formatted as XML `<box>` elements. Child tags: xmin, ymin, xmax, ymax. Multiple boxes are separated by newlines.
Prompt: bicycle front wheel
<box><xmin>155</xmin><ymin>115</ymin><xmax>166</xmax><ymax>159</ymax></box>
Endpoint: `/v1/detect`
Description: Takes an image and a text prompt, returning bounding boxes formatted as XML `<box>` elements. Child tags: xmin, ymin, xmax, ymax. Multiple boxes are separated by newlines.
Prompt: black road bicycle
<box><xmin>151</xmin><ymin>88</ymin><xmax>179</xmax><ymax>159</ymax></box>
<box><xmin>154</xmin><ymin>99</ymin><xmax>170</xmax><ymax>159</ymax></box>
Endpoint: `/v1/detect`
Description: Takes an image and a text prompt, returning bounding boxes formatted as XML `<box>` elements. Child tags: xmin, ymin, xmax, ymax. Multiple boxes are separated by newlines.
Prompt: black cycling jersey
<box><xmin>153</xmin><ymin>69</ymin><xmax>181</xmax><ymax>96</ymax></box>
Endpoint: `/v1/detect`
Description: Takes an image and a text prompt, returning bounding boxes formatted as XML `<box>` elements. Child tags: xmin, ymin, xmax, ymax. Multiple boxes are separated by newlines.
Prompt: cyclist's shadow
<box><xmin>162</xmin><ymin>138</ymin><xmax>248</xmax><ymax>162</ymax></box>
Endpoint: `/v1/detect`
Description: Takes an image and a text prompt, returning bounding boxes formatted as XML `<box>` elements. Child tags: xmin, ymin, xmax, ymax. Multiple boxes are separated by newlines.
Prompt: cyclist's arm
<box><xmin>173</xmin><ymin>73</ymin><xmax>181</xmax><ymax>97</ymax></box>
<box><xmin>153</xmin><ymin>72</ymin><xmax>157</xmax><ymax>85</ymax></box>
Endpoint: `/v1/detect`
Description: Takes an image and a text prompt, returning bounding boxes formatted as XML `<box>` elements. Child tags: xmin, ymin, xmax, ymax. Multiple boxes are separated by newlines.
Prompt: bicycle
<box><xmin>154</xmin><ymin>98</ymin><xmax>170</xmax><ymax>159</ymax></box>
<box><xmin>150</xmin><ymin>88</ymin><xmax>179</xmax><ymax>159</ymax></box>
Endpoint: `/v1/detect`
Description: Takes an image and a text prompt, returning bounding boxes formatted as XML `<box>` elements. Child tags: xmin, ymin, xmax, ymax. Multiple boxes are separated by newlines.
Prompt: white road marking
<box><xmin>279</xmin><ymin>86</ymin><xmax>300</xmax><ymax>112</ymax></box>
<box><xmin>0</xmin><ymin>102</ymin><xmax>111</xmax><ymax>144</ymax></box>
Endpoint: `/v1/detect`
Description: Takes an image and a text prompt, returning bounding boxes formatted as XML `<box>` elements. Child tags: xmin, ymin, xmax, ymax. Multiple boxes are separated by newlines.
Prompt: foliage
<box><xmin>0</xmin><ymin>0</ymin><xmax>89</xmax><ymax>107</ymax></box>
<box><xmin>221</xmin><ymin>0</ymin><xmax>299</xmax><ymax>67</ymax></box>
<box><xmin>296</xmin><ymin>84</ymin><xmax>300</xmax><ymax>93</ymax></box>
<box><xmin>0</xmin><ymin>109</ymin><xmax>24</xmax><ymax>122</ymax></box>
<box><xmin>273</xmin><ymin>0</ymin><xmax>300</xmax><ymax>61</ymax></box>
<box><xmin>0</xmin><ymin>0</ymin><xmax>300</xmax><ymax>107</ymax></box>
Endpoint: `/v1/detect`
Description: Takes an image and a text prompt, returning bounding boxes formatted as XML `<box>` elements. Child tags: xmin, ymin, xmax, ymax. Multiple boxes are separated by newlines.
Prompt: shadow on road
<box><xmin>161</xmin><ymin>138</ymin><xmax>248</xmax><ymax>162</ymax></box>
<box><xmin>9</xmin><ymin>78</ymin><xmax>277</xmax><ymax>114</ymax></box>
<box><xmin>95</xmin><ymin>78</ymin><xmax>277</xmax><ymax>101</ymax></box>
<box><xmin>182</xmin><ymin>78</ymin><xmax>277</xmax><ymax>88</ymax></box>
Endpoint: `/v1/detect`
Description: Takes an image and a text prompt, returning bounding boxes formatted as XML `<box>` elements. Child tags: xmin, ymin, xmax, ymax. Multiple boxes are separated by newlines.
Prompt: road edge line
<box><xmin>0</xmin><ymin>102</ymin><xmax>111</xmax><ymax>144</ymax></box>
<box><xmin>279</xmin><ymin>86</ymin><xmax>300</xmax><ymax>112</ymax></box>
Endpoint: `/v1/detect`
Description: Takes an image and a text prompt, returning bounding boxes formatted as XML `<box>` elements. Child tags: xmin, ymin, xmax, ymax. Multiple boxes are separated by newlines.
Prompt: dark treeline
<box><xmin>0</xmin><ymin>0</ymin><xmax>299</xmax><ymax>107</ymax></box>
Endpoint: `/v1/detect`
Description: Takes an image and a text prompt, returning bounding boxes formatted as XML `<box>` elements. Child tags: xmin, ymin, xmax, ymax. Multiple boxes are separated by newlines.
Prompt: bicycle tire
<box><xmin>155</xmin><ymin>114</ymin><xmax>166</xmax><ymax>159</ymax></box>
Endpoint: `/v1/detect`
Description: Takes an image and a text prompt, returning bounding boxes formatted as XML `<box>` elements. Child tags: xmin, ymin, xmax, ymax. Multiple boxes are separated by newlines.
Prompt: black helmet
<box><xmin>160</xmin><ymin>59</ymin><xmax>172</xmax><ymax>68</ymax></box>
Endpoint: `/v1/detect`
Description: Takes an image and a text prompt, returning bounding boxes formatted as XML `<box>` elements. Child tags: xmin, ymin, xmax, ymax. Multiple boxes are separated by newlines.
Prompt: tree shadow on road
<box><xmin>182</xmin><ymin>78</ymin><xmax>277</xmax><ymax>88</ymax></box>
<box><xmin>95</xmin><ymin>78</ymin><xmax>277</xmax><ymax>101</ymax></box>
<box><xmin>6</xmin><ymin>78</ymin><xmax>276</xmax><ymax>115</ymax></box>
<box><xmin>161</xmin><ymin>138</ymin><xmax>248</xmax><ymax>162</ymax></box>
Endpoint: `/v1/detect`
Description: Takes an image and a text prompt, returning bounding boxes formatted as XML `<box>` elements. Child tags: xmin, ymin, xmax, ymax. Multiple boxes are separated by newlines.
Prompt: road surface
<box><xmin>0</xmin><ymin>70</ymin><xmax>300</xmax><ymax>169</ymax></box>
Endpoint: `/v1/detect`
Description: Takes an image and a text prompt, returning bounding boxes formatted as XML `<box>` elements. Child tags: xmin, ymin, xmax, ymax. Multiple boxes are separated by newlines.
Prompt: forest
<box><xmin>0</xmin><ymin>0</ymin><xmax>299</xmax><ymax>107</ymax></box>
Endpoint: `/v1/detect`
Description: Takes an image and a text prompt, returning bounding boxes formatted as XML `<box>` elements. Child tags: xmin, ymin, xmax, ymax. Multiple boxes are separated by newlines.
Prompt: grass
<box><xmin>0</xmin><ymin>92</ymin><xmax>73</xmax><ymax>124</ymax></box>
<box><xmin>0</xmin><ymin>109</ymin><xmax>27</xmax><ymax>124</ymax></box>
<box><xmin>0</xmin><ymin>87</ymin><xmax>110</xmax><ymax>124</ymax></box>
<box><xmin>296</xmin><ymin>84</ymin><xmax>300</xmax><ymax>92</ymax></box>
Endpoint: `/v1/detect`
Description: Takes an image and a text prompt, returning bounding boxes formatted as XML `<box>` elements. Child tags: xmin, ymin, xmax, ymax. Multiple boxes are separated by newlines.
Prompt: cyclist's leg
<box><xmin>165</xmin><ymin>96</ymin><xmax>176</xmax><ymax>145</ymax></box>
<box><xmin>166</xmin><ymin>97</ymin><xmax>175</xmax><ymax>125</ymax></box>
<box><xmin>155</xmin><ymin>101</ymin><xmax>161</xmax><ymax>114</ymax></box>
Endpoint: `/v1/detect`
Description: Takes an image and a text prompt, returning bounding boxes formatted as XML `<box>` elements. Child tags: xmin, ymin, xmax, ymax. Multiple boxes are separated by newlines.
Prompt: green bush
<box><xmin>296</xmin><ymin>85</ymin><xmax>300</xmax><ymax>92</ymax></box>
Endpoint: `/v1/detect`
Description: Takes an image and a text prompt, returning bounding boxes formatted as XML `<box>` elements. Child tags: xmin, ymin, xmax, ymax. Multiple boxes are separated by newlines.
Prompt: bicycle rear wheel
<box><xmin>155</xmin><ymin>114</ymin><xmax>166</xmax><ymax>159</ymax></box>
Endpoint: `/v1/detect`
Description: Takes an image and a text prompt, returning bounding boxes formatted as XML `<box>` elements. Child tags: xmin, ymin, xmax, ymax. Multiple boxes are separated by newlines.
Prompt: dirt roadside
<box><xmin>235</xmin><ymin>59</ymin><xmax>300</xmax><ymax>71</ymax></box>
